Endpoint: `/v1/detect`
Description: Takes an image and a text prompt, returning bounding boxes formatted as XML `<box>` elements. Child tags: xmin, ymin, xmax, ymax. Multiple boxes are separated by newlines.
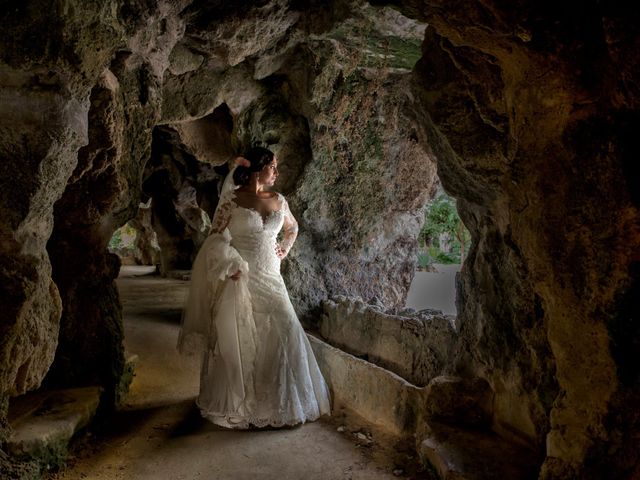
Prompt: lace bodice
<box><xmin>209</xmin><ymin>191</ymin><xmax>299</xmax><ymax>269</ymax></box>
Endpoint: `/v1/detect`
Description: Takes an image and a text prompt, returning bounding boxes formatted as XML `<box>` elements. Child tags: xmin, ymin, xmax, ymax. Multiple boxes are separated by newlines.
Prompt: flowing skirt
<box><xmin>195</xmin><ymin>264</ymin><xmax>331</xmax><ymax>429</ymax></box>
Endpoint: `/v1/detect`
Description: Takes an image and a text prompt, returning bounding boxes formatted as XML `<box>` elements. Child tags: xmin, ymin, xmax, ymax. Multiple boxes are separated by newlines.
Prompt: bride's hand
<box><xmin>229</xmin><ymin>270</ymin><xmax>242</xmax><ymax>281</ymax></box>
<box><xmin>275</xmin><ymin>244</ymin><xmax>286</xmax><ymax>259</ymax></box>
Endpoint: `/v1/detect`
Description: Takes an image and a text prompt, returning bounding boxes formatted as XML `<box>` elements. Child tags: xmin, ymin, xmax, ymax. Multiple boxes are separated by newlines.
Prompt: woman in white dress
<box><xmin>178</xmin><ymin>146</ymin><xmax>331</xmax><ymax>429</ymax></box>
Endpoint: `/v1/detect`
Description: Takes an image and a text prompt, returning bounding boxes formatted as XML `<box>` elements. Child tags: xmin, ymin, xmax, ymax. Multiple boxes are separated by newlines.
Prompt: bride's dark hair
<box><xmin>233</xmin><ymin>146</ymin><xmax>275</xmax><ymax>186</ymax></box>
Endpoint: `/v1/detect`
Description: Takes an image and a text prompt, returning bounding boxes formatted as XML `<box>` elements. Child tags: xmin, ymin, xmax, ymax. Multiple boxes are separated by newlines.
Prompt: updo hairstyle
<box><xmin>233</xmin><ymin>146</ymin><xmax>275</xmax><ymax>186</ymax></box>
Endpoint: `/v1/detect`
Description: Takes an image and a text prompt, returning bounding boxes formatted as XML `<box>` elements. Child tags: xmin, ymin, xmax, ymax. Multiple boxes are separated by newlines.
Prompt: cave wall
<box><xmin>229</xmin><ymin>3</ymin><xmax>436</xmax><ymax>317</ymax></box>
<box><xmin>42</xmin><ymin>1</ymin><xmax>187</xmax><ymax>405</ymax></box>
<box><xmin>142</xmin><ymin>125</ymin><xmax>224</xmax><ymax>275</ymax></box>
<box><xmin>3</xmin><ymin>1</ymin><xmax>637</xmax><ymax>478</ymax></box>
<box><xmin>0</xmin><ymin>0</ymin><xmax>118</xmax><ymax>440</ymax></box>
<box><xmin>157</xmin><ymin>0</ymin><xmax>437</xmax><ymax>319</ymax></box>
<box><xmin>380</xmin><ymin>0</ymin><xmax>640</xmax><ymax>477</ymax></box>
<box><xmin>0</xmin><ymin>0</ymin><xmax>189</xmax><ymax>435</ymax></box>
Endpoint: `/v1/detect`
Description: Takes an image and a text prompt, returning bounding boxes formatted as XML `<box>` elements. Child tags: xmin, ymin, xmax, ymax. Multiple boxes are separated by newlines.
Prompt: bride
<box><xmin>177</xmin><ymin>146</ymin><xmax>331</xmax><ymax>429</ymax></box>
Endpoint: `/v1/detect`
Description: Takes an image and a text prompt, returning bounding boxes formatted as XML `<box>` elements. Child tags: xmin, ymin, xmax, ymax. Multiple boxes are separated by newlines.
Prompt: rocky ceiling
<box><xmin>1</xmin><ymin>0</ymin><xmax>639</xmax><ymax>478</ymax></box>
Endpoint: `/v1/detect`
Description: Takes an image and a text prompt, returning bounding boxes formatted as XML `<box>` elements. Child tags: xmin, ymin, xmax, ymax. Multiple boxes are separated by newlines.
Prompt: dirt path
<box><xmin>48</xmin><ymin>267</ymin><xmax>424</xmax><ymax>480</ymax></box>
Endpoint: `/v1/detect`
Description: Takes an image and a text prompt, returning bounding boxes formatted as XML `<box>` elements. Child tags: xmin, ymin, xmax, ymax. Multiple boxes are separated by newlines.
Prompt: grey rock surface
<box><xmin>320</xmin><ymin>296</ymin><xmax>456</xmax><ymax>386</ymax></box>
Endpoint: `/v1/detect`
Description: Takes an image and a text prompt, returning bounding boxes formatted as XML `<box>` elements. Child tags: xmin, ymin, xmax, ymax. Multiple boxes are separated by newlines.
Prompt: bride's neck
<box><xmin>245</xmin><ymin>176</ymin><xmax>265</xmax><ymax>195</ymax></box>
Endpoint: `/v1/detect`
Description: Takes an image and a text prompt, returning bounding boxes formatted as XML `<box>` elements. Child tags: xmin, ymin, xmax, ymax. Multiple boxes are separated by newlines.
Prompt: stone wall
<box><xmin>0</xmin><ymin>0</ymin><xmax>437</xmax><ymax>435</ymax></box>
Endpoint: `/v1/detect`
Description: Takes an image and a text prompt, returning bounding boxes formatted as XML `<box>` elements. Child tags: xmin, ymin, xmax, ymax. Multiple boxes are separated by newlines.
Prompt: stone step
<box><xmin>307</xmin><ymin>332</ymin><xmax>427</xmax><ymax>437</ymax></box>
<box><xmin>419</xmin><ymin>422</ymin><xmax>541</xmax><ymax>480</ymax></box>
<box><xmin>7</xmin><ymin>386</ymin><xmax>102</xmax><ymax>464</ymax></box>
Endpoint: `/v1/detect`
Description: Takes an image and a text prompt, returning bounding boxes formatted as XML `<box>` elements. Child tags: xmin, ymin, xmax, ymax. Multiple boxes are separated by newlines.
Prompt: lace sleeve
<box><xmin>278</xmin><ymin>195</ymin><xmax>298</xmax><ymax>258</ymax></box>
<box><xmin>209</xmin><ymin>195</ymin><xmax>235</xmax><ymax>234</ymax></box>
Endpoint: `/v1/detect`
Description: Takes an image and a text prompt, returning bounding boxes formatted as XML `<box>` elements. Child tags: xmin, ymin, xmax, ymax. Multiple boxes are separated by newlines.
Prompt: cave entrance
<box><xmin>108</xmin><ymin>103</ymin><xmax>235</xmax><ymax>277</ymax></box>
<box><xmin>405</xmin><ymin>184</ymin><xmax>471</xmax><ymax>316</ymax></box>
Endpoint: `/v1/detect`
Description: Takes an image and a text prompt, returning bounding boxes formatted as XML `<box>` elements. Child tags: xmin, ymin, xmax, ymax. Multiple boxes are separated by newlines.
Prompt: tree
<box><xmin>420</xmin><ymin>193</ymin><xmax>470</xmax><ymax>265</ymax></box>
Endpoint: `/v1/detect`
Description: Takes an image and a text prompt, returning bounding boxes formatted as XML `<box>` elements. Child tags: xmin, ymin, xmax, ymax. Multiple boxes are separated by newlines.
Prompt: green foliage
<box><xmin>108</xmin><ymin>223</ymin><xmax>138</xmax><ymax>255</ymax></box>
<box><xmin>422</xmin><ymin>194</ymin><xmax>460</xmax><ymax>241</ymax></box>
<box><xmin>326</xmin><ymin>17</ymin><xmax>422</xmax><ymax>70</ymax></box>
<box><xmin>429</xmin><ymin>245</ymin><xmax>460</xmax><ymax>264</ymax></box>
<box><xmin>108</xmin><ymin>229</ymin><xmax>122</xmax><ymax>250</ymax></box>
<box><xmin>365</xmin><ymin>34</ymin><xmax>423</xmax><ymax>70</ymax></box>
<box><xmin>419</xmin><ymin>192</ymin><xmax>471</xmax><ymax>267</ymax></box>
<box><xmin>417</xmin><ymin>253</ymin><xmax>431</xmax><ymax>270</ymax></box>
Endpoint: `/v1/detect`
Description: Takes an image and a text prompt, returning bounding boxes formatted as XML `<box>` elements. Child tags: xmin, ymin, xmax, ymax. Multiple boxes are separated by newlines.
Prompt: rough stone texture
<box><xmin>129</xmin><ymin>202</ymin><xmax>162</xmax><ymax>266</ymax></box>
<box><xmin>157</xmin><ymin>0</ymin><xmax>437</xmax><ymax>319</ymax></box>
<box><xmin>0</xmin><ymin>3</ymin><xmax>110</xmax><ymax>443</ymax></box>
<box><xmin>43</xmin><ymin>70</ymin><xmax>127</xmax><ymax>404</ymax></box>
<box><xmin>423</xmin><ymin>376</ymin><xmax>493</xmax><ymax>428</ymax></box>
<box><xmin>161</xmin><ymin>61</ymin><xmax>265</xmax><ymax>123</ymax></box>
<box><xmin>0</xmin><ymin>67</ymin><xmax>90</xmax><ymax>401</ymax></box>
<box><xmin>141</xmin><ymin>126</ymin><xmax>223</xmax><ymax>275</ymax></box>
<box><xmin>235</xmin><ymin>90</ymin><xmax>312</xmax><ymax>195</ymax></box>
<box><xmin>44</xmin><ymin>0</ymin><xmax>189</xmax><ymax>401</ymax></box>
<box><xmin>378</xmin><ymin>0</ymin><xmax>640</xmax><ymax>477</ymax></box>
<box><xmin>320</xmin><ymin>296</ymin><xmax>456</xmax><ymax>386</ymax></box>
<box><xmin>0</xmin><ymin>0</ymin><xmax>189</xmax><ymax>440</ymax></box>
<box><xmin>284</xmin><ymin>52</ymin><xmax>438</xmax><ymax>318</ymax></box>
<box><xmin>1</xmin><ymin>1</ymin><xmax>637</xmax><ymax>478</ymax></box>
<box><xmin>173</xmin><ymin>104</ymin><xmax>237</xmax><ymax>169</ymax></box>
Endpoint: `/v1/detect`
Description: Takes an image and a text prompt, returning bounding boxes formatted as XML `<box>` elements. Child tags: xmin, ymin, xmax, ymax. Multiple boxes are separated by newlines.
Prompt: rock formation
<box><xmin>0</xmin><ymin>0</ymin><xmax>189</xmax><ymax>436</ymax></box>
<box><xmin>384</xmin><ymin>1</ymin><xmax>640</xmax><ymax>477</ymax></box>
<box><xmin>0</xmin><ymin>0</ymin><xmax>638</xmax><ymax>478</ymax></box>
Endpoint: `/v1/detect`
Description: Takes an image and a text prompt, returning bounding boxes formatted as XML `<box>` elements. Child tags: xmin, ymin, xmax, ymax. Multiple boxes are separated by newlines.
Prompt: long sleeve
<box><xmin>278</xmin><ymin>196</ymin><xmax>298</xmax><ymax>258</ymax></box>
<box><xmin>209</xmin><ymin>196</ymin><xmax>235</xmax><ymax>234</ymax></box>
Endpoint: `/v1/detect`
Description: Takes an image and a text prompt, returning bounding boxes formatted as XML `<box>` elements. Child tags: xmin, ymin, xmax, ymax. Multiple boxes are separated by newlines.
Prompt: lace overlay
<box><xmin>182</xmin><ymin>187</ymin><xmax>331</xmax><ymax>429</ymax></box>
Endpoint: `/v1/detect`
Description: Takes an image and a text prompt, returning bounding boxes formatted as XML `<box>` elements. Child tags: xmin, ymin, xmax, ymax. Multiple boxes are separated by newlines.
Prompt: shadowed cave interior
<box><xmin>1</xmin><ymin>1</ymin><xmax>639</xmax><ymax>479</ymax></box>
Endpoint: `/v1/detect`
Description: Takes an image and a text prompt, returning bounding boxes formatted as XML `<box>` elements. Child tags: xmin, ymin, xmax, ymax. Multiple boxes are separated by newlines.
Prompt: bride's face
<box><xmin>259</xmin><ymin>157</ymin><xmax>278</xmax><ymax>187</ymax></box>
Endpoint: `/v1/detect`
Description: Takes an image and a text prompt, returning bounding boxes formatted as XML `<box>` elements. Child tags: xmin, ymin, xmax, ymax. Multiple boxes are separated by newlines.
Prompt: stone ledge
<box><xmin>308</xmin><ymin>332</ymin><xmax>427</xmax><ymax>437</ymax></box>
<box><xmin>7</xmin><ymin>386</ymin><xmax>102</xmax><ymax>461</ymax></box>
<box><xmin>307</xmin><ymin>332</ymin><xmax>540</xmax><ymax>477</ymax></box>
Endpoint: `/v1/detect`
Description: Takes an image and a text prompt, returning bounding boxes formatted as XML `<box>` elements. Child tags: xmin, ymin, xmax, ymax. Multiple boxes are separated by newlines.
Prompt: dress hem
<box><xmin>198</xmin><ymin>403</ymin><xmax>330</xmax><ymax>430</ymax></box>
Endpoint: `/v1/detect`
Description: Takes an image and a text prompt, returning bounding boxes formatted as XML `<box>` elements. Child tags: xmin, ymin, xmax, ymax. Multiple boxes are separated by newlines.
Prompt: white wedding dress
<box><xmin>178</xmin><ymin>170</ymin><xmax>331</xmax><ymax>429</ymax></box>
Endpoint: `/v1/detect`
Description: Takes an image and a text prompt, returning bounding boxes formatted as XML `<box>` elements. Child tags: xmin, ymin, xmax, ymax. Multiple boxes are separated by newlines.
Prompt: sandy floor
<box><xmin>405</xmin><ymin>264</ymin><xmax>461</xmax><ymax>316</ymax></box>
<box><xmin>48</xmin><ymin>267</ymin><xmax>426</xmax><ymax>480</ymax></box>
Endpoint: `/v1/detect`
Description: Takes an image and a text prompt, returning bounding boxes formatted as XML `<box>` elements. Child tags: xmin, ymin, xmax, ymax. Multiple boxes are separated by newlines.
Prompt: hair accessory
<box><xmin>234</xmin><ymin>156</ymin><xmax>251</xmax><ymax>168</ymax></box>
